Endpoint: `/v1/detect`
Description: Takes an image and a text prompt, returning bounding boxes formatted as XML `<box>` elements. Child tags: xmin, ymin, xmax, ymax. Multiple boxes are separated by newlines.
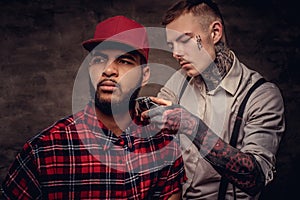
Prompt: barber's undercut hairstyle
<box><xmin>162</xmin><ymin>0</ymin><xmax>227</xmax><ymax>43</ymax></box>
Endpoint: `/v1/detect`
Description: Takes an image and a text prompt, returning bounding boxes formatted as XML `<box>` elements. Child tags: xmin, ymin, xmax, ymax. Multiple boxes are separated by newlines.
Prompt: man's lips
<box><xmin>98</xmin><ymin>80</ymin><xmax>119</xmax><ymax>92</ymax></box>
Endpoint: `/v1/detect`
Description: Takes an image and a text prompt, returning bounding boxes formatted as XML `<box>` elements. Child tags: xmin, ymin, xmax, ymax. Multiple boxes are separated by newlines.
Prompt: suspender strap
<box><xmin>178</xmin><ymin>76</ymin><xmax>191</xmax><ymax>104</ymax></box>
<box><xmin>218</xmin><ymin>78</ymin><xmax>266</xmax><ymax>200</ymax></box>
<box><xmin>230</xmin><ymin>78</ymin><xmax>266</xmax><ymax>147</ymax></box>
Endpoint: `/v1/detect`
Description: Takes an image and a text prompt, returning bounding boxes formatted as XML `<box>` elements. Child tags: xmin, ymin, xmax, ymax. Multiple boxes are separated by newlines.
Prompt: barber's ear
<box><xmin>141</xmin><ymin>66</ymin><xmax>150</xmax><ymax>86</ymax></box>
<box><xmin>210</xmin><ymin>21</ymin><xmax>223</xmax><ymax>44</ymax></box>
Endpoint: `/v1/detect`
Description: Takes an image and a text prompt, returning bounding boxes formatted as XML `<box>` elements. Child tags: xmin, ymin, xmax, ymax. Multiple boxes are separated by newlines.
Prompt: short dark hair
<box><xmin>162</xmin><ymin>0</ymin><xmax>224</xmax><ymax>25</ymax></box>
<box><xmin>162</xmin><ymin>0</ymin><xmax>227</xmax><ymax>43</ymax></box>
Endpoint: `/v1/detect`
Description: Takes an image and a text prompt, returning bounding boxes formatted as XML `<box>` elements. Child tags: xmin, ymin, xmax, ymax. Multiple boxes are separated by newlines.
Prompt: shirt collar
<box><xmin>192</xmin><ymin>51</ymin><xmax>242</xmax><ymax>96</ymax></box>
<box><xmin>218</xmin><ymin>51</ymin><xmax>242</xmax><ymax>96</ymax></box>
<box><xmin>83</xmin><ymin>101</ymin><xmax>138</xmax><ymax>151</ymax></box>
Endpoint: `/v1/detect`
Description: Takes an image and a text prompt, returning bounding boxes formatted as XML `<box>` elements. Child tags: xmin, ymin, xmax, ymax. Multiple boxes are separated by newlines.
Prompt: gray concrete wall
<box><xmin>1</xmin><ymin>0</ymin><xmax>299</xmax><ymax>199</ymax></box>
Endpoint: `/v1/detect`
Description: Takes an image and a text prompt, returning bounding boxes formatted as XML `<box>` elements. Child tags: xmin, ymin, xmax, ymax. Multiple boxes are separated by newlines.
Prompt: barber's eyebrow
<box><xmin>167</xmin><ymin>32</ymin><xmax>194</xmax><ymax>44</ymax></box>
<box><xmin>177</xmin><ymin>32</ymin><xmax>194</xmax><ymax>41</ymax></box>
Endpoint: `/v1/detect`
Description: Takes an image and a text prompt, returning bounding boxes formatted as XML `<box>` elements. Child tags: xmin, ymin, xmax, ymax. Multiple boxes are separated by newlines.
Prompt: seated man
<box><xmin>2</xmin><ymin>15</ymin><xmax>185</xmax><ymax>200</ymax></box>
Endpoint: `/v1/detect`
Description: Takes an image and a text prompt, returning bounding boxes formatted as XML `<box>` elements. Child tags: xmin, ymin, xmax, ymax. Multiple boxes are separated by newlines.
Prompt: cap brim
<box><xmin>82</xmin><ymin>38</ymin><xmax>106</xmax><ymax>52</ymax></box>
<box><xmin>82</xmin><ymin>38</ymin><xmax>148</xmax><ymax>62</ymax></box>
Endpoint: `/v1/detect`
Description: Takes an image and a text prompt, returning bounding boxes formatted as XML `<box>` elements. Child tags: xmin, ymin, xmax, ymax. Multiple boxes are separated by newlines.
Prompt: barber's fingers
<box><xmin>149</xmin><ymin>97</ymin><xmax>172</xmax><ymax>106</ymax></box>
<box><xmin>141</xmin><ymin>106</ymin><xmax>164</xmax><ymax>121</ymax></box>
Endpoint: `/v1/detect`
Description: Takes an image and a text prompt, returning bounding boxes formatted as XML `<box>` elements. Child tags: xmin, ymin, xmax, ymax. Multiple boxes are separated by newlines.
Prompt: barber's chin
<box><xmin>182</xmin><ymin>65</ymin><xmax>199</xmax><ymax>77</ymax></box>
<box><xmin>186</xmin><ymin>69</ymin><xmax>200</xmax><ymax>77</ymax></box>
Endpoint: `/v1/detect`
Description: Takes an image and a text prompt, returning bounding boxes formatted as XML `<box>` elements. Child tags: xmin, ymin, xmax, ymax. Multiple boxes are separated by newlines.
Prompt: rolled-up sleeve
<box><xmin>241</xmin><ymin>82</ymin><xmax>285</xmax><ymax>184</ymax></box>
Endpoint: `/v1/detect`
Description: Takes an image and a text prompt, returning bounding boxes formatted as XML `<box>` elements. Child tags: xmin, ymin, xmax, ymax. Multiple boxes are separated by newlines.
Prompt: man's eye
<box><xmin>90</xmin><ymin>56</ymin><xmax>106</xmax><ymax>65</ymax></box>
<box><xmin>119</xmin><ymin>59</ymin><xmax>133</xmax><ymax>65</ymax></box>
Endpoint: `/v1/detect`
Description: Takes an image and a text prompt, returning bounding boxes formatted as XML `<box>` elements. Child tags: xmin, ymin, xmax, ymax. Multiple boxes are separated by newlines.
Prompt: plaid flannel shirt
<box><xmin>2</xmin><ymin>102</ymin><xmax>185</xmax><ymax>199</ymax></box>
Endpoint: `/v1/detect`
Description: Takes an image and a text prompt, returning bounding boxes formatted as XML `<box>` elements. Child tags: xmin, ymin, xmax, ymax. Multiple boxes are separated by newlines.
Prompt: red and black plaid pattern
<box><xmin>2</xmin><ymin>102</ymin><xmax>185</xmax><ymax>200</ymax></box>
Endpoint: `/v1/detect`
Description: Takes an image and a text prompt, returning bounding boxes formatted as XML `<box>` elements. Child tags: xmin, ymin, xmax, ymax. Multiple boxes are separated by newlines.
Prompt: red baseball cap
<box><xmin>82</xmin><ymin>15</ymin><xmax>149</xmax><ymax>61</ymax></box>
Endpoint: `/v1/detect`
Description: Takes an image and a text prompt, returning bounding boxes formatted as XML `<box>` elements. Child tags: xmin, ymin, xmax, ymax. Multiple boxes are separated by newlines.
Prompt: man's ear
<box><xmin>141</xmin><ymin>66</ymin><xmax>150</xmax><ymax>86</ymax></box>
<box><xmin>210</xmin><ymin>21</ymin><xmax>223</xmax><ymax>44</ymax></box>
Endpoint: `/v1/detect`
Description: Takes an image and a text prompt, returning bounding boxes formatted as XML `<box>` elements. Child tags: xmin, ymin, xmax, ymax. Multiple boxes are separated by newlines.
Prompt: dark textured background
<box><xmin>1</xmin><ymin>0</ymin><xmax>299</xmax><ymax>199</ymax></box>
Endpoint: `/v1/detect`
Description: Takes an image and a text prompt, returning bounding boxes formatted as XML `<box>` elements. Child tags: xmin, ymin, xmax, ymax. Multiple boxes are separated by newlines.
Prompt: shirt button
<box><xmin>119</xmin><ymin>160</ymin><xmax>123</xmax><ymax>164</ymax></box>
<box><xmin>119</xmin><ymin>139</ymin><xmax>125</xmax><ymax>146</ymax></box>
<box><xmin>193</xmin><ymin>157</ymin><xmax>198</xmax><ymax>163</ymax></box>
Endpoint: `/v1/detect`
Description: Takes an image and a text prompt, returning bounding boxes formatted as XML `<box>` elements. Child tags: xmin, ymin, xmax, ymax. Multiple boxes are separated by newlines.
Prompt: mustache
<box><xmin>97</xmin><ymin>78</ymin><xmax>120</xmax><ymax>89</ymax></box>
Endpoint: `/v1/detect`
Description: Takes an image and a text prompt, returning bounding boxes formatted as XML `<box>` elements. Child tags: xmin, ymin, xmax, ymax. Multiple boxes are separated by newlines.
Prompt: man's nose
<box><xmin>102</xmin><ymin>60</ymin><xmax>118</xmax><ymax>77</ymax></box>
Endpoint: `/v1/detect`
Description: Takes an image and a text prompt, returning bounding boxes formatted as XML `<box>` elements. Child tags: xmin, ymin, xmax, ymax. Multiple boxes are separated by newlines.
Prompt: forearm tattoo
<box><xmin>187</xmin><ymin>123</ymin><xmax>265</xmax><ymax>195</ymax></box>
<box><xmin>149</xmin><ymin>105</ymin><xmax>265</xmax><ymax>195</ymax></box>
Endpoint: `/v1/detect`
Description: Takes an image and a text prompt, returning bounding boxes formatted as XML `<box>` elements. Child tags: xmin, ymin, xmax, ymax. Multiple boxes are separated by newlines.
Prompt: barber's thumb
<box><xmin>141</xmin><ymin>106</ymin><xmax>159</xmax><ymax>119</ymax></box>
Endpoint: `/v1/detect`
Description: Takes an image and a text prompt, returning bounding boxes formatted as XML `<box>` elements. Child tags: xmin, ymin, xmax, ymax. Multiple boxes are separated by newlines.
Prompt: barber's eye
<box><xmin>89</xmin><ymin>56</ymin><xmax>106</xmax><ymax>65</ymax></box>
<box><xmin>179</xmin><ymin>35</ymin><xmax>192</xmax><ymax>43</ymax></box>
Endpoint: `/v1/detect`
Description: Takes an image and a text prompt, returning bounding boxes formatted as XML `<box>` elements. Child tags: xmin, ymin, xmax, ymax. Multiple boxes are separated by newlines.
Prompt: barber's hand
<box><xmin>141</xmin><ymin>104</ymin><xmax>199</xmax><ymax>136</ymax></box>
<box><xmin>149</xmin><ymin>97</ymin><xmax>172</xmax><ymax>106</ymax></box>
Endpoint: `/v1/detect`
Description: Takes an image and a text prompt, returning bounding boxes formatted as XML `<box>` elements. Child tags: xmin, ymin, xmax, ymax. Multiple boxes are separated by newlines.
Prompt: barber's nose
<box><xmin>173</xmin><ymin>52</ymin><xmax>184</xmax><ymax>60</ymax></box>
<box><xmin>172</xmin><ymin>44</ymin><xmax>184</xmax><ymax>60</ymax></box>
<box><xmin>173</xmin><ymin>50</ymin><xmax>185</xmax><ymax>61</ymax></box>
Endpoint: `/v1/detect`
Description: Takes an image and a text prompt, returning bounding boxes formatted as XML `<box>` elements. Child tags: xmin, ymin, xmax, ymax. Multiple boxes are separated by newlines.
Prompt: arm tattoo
<box><xmin>188</xmin><ymin>123</ymin><xmax>265</xmax><ymax>196</ymax></box>
<box><xmin>150</xmin><ymin>105</ymin><xmax>265</xmax><ymax>196</ymax></box>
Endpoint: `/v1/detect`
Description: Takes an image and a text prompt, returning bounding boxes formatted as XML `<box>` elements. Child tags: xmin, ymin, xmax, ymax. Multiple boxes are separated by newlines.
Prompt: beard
<box><xmin>94</xmin><ymin>87</ymin><xmax>141</xmax><ymax>116</ymax></box>
<box><xmin>89</xmin><ymin>77</ymin><xmax>142</xmax><ymax>116</ymax></box>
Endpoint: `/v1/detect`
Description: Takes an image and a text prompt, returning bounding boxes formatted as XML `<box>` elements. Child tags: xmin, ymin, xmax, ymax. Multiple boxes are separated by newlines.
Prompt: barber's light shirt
<box><xmin>158</xmin><ymin>52</ymin><xmax>285</xmax><ymax>199</ymax></box>
<box><xmin>2</xmin><ymin>102</ymin><xmax>185</xmax><ymax>200</ymax></box>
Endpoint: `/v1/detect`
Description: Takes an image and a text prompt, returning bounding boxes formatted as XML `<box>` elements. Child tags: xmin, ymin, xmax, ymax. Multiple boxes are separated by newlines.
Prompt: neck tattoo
<box><xmin>201</xmin><ymin>42</ymin><xmax>234</xmax><ymax>91</ymax></box>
